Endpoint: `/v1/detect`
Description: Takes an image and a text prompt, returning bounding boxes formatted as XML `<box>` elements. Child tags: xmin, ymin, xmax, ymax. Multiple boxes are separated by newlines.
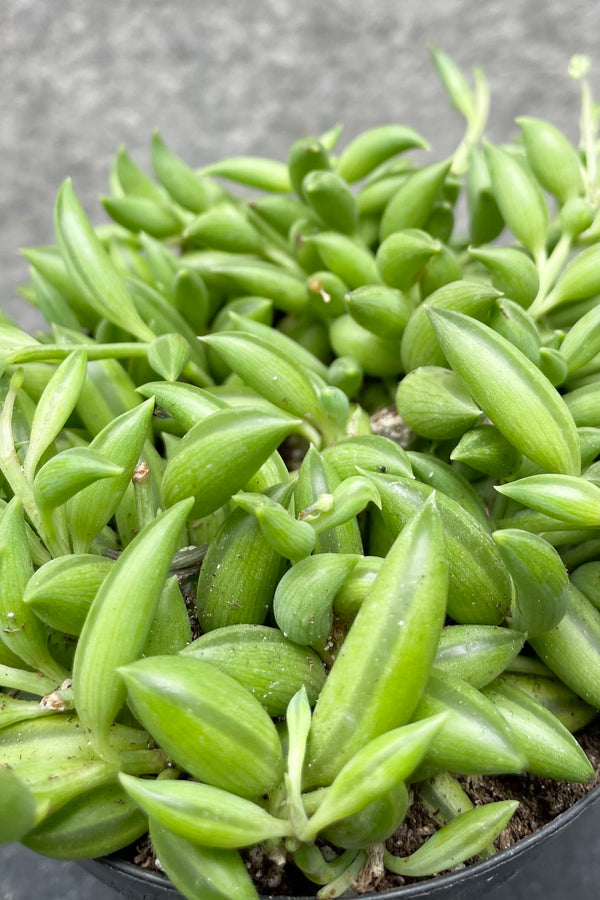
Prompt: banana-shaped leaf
<box><xmin>492</xmin><ymin>528</ymin><xmax>570</xmax><ymax>634</ymax></box>
<box><xmin>384</xmin><ymin>800</ymin><xmax>518</xmax><ymax>876</ymax></box>
<box><xmin>483</xmin><ymin>141</ymin><xmax>548</xmax><ymax>260</ymax></box>
<box><xmin>427</xmin><ymin>307</ymin><xmax>580</xmax><ymax>475</ymax></box>
<box><xmin>162</xmin><ymin>407</ymin><xmax>301</xmax><ymax>517</ymax></box>
<box><xmin>201</xmin><ymin>331</ymin><xmax>334</xmax><ymax>438</ymax></box>
<box><xmin>482</xmin><ymin>678</ymin><xmax>593</xmax><ymax>781</ymax></box>
<box><xmin>496</xmin><ymin>474</ymin><xmax>600</xmax><ymax>526</ymax></box>
<box><xmin>182</xmin><ymin>624</ymin><xmax>326</xmax><ymax>717</ymax></box>
<box><xmin>412</xmin><ymin>671</ymin><xmax>527</xmax><ymax>776</ymax></box>
<box><xmin>23</xmin><ymin>554</ymin><xmax>114</xmax><ymax>636</ymax></box>
<box><xmin>0</xmin><ymin>768</ymin><xmax>36</xmax><ymax>843</ymax></box>
<box><xmin>151</xmin><ymin>131</ymin><xmax>224</xmax><ymax>213</ymax></box>
<box><xmin>120</xmin><ymin>655</ymin><xmax>283</xmax><ymax>797</ymax></box>
<box><xmin>24</xmin><ymin>349</ymin><xmax>87</xmax><ymax>479</ymax></box>
<box><xmin>149</xmin><ymin>821</ymin><xmax>259</xmax><ymax>900</ymax></box>
<box><xmin>367</xmin><ymin>471</ymin><xmax>512</xmax><ymax>624</ymax></box>
<box><xmin>196</xmin><ymin>483</ymin><xmax>292</xmax><ymax>631</ymax></box>
<box><xmin>233</xmin><ymin>490</ymin><xmax>317</xmax><ymax>563</ymax></box>
<box><xmin>54</xmin><ymin>180</ymin><xmax>154</xmax><ymax>341</ymax></box>
<box><xmin>67</xmin><ymin>399</ymin><xmax>154</xmax><ymax>552</ymax></box>
<box><xmin>120</xmin><ymin>775</ymin><xmax>290</xmax><ymax>848</ymax></box>
<box><xmin>434</xmin><ymin>625</ymin><xmax>525</xmax><ymax>688</ymax></box>
<box><xmin>24</xmin><ymin>780</ymin><xmax>147</xmax><ymax>860</ymax></box>
<box><xmin>72</xmin><ymin>499</ymin><xmax>193</xmax><ymax>762</ymax></box>
<box><xmin>305</xmin><ymin>497</ymin><xmax>448</xmax><ymax>786</ymax></box>
<box><xmin>273</xmin><ymin>554</ymin><xmax>359</xmax><ymax>648</ymax></box>
<box><xmin>301</xmin><ymin>716</ymin><xmax>446</xmax><ymax>841</ymax></box>
<box><xmin>34</xmin><ymin>448</ymin><xmax>123</xmax><ymax>511</ymax></box>
<box><xmin>0</xmin><ymin>499</ymin><xmax>67</xmax><ymax>682</ymax></box>
<box><xmin>336</xmin><ymin>125</ymin><xmax>428</xmax><ymax>183</ymax></box>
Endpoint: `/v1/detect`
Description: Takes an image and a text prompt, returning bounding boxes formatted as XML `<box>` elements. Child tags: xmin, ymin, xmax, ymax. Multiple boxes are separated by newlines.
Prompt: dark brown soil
<box><xmin>127</xmin><ymin>715</ymin><xmax>600</xmax><ymax>897</ymax></box>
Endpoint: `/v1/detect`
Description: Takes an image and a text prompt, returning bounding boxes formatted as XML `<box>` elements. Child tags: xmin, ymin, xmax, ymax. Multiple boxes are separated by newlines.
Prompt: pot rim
<box><xmin>85</xmin><ymin>777</ymin><xmax>600</xmax><ymax>899</ymax></box>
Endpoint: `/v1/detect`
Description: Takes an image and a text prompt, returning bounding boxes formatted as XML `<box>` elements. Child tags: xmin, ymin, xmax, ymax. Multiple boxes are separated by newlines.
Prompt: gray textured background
<box><xmin>2</xmin><ymin>0</ymin><xmax>600</xmax><ymax>897</ymax></box>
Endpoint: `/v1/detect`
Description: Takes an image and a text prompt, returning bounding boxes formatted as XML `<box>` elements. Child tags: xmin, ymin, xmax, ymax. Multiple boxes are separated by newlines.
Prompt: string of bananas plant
<box><xmin>3</xmin><ymin>47</ymin><xmax>600</xmax><ymax>899</ymax></box>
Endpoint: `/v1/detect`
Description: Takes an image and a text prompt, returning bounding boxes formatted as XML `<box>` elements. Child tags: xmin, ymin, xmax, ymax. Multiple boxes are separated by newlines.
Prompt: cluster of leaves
<box><xmin>3</xmin><ymin>47</ymin><xmax>600</xmax><ymax>899</ymax></box>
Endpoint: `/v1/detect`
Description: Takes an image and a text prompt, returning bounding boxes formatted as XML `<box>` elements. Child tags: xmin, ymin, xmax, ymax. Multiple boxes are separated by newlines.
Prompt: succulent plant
<box><xmin>3</xmin><ymin>46</ymin><xmax>600</xmax><ymax>899</ymax></box>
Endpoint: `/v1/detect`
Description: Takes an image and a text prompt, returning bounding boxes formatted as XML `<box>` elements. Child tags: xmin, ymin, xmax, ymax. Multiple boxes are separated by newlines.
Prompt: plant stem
<box><xmin>528</xmin><ymin>232</ymin><xmax>573</xmax><ymax>318</ymax></box>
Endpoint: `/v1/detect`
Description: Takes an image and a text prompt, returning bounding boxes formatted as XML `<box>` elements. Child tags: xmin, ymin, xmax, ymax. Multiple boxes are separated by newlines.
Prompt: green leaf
<box><xmin>119</xmin><ymin>655</ymin><xmax>284</xmax><ymax>797</ymax></box>
<box><xmin>72</xmin><ymin>498</ymin><xmax>193</xmax><ymax>762</ymax></box>
<box><xmin>0</xmin><ymin>768</ymin><xmax>36</xmax><ymax>843</ymax></box>
<box><xmin>299</xmin><ymin>475</ymin><xmax>381</xmax><ymax>533</ymax></box>
<box><xmin>368</xmin><ymin>471</ymin><xmax>512</xmax><ymax>624</ymax></box>
<box><xmin>429</xmin><ymin>46</ymin><xmax>475</xmax><ymax>119</ymax></box>
<box><xmin>492</xmin><ymin>528</ymin><xmax>570</xmax><ymax>635</ymax></box>
<box><xmin>201</xmin><ymin>331</ymin><xmax>332</xmax><ymax>437</ymax></box>
<box><xmin>451</xmin><ymin>424</ymin><xmax>522</xmax><ymax>478</ymax></box>
<box><xmin>137</xmin><ymin>381</ymin><xmax>227</xmax><ymax>432</ymax></box>
<box><xmin>302</xmin><ymin>170</ymin><xmax>358</xmax><ymax>234</ymax></box>
<box><xmin>24</xmin><ymin>350</ymin><xmax>87</xmax><ymax>478</ymax></box>
<box><xmin>149</xmin><ymin>821</ymin><xmax>259</xmax><ymax>900</ymax></box>
<box><xmin>336</xmin><ymin>124</ymin><xmax>429</xmax><ymax>183</ymax></box>
<box><xmin>151</xmin><ymin>131</ymin><xmax>224</xmax><ymax>213</ymax></box>
<box><xmin>380</xmin><ymin>160</ymin><xmax>452</xmax><ymax>240</ymax></box>
<box><xmin>483</xmin><ymin>141</ymin><xmax>549</xmax><ymax>260</ymax></box>
<box><xmin>102</xmin><ymin>195</ymin><xmax>184</xmax><ymax>239</ymax></box>
<box><xmin>407</xmin><ymin>451</ymin><xmax>490</xmax><ymax>529</ymax></box>
<box><xmin>435</xmin><ymin>625</ymin><xmax>525</xmax><ymax>688</ymax></box>
<box><xmin>209</xmin><ymin>260</ymin><xmax>309</xmax><ymax>315</ymax></box>
<box><xmin>34</xmin><ymin>448</ymin><xmax>123</xmax><ymax>511</ymax></box>
<box><xmin>465</xmin><ymin>147</ymin><xmax>505</xmax><ymax>246</ymax></box>
<box><xmin>483</xmin><ymin>678</ymin><xmax>594</xmax><ymax>781</ymax></box>
<box><xmin>285</xmin><ymin>686</ymin><xmax>312</xmax><ymax>832</ymax></box>
<box><xmin>147</xmin><ymin>333</ymin><xmax>190</xmax><ymax>382</ymax></box>
<box><xmin>496</xmin><ymin>474</ymin><xmax>600</xmax><ymax>526</ymax></box>
<box><xmin>181</xmin><ymin>625</ymin><xmax>326</xmax><ymax>718</ymax></box>
<box><xmin>288</xmin><ymin>137</ymin><xmax>331</xmax><ymax>198</ymax></box>
<box><xmin>201</xmin><ymin>156</ymin><xmax>292</xmax><ymax>192</ymax></box>
<box><xmin>529</xmin><ymin>585</ymin><xmax>600</xmax><ymax>708</ymax></box>
<box><xmin>67</xmin><ymin>399</ymin><xmax>155</xmax><ymax>552</ymax></box>
<box><xmin>294</xmin><ymin>446</ymin><xmax>363</xmax><ymax>556</ymax></box>
<box><xmin>184</xmin><ymin>204</ymin><xmax>264</xmax><ymax>254</ymax></box>
<box><xmin>23</xmin><ymin>554</ymin><xmax>113</xmax><ymax>636</ymax></box>
<box><xmin>301</xmin><ymin>716</ymin><xmax>446</xmax><ymax>841</ymax></box>
<box><xmin>305</xmin><ymin>231</ymin><xmax>381</xmax><ymax>290</ymax></box>
<box><xmin>412</xmin><ymin>671</ymin><xmax>527</xmax><ymax>775</ymax></box>
<box><xmin>322</xmin><ymin>434</ymin><xmax>412</xmax><ymax>481</ymax></box>
<box><xmin>161</xmin><ymin>406</ymin><xmax>301</xmax><ymax>518</ymax></box>
<box><xmin>467</xmin><ymin>247</ymin><xmax>539</xmax><ymax>309</ymax></box>
<box><xmin>328</xmin><ymin>315</ymin><xmax>402</xmax><ymax>378</ymax></box>
<box><xmin>396</xmin><ymin>366</ymin><xmax>481</xmax><ymax>440</ymax></box>
<box><xmin>305</xmin><ymin>497</ymin><xmax>448</xmax><ymax>786</ymax></box>
<box><xmin>0</xmin><ymin>499</ymin><xmax>67</xmax><ymax>682</ymax></box>
<box><xmin>23</xmin><ymin>781</ymin><xmax>147</xmax><ymax>861</ymax></box>
<box><xmin>114</xmin><ymin>145</ymin><xmax>167</xmax><ymax>203</ymax></box>
<box><xmin>427</xmin><ymin>307</ymin><xmax>580</xmax><ymax>475</ymax></box>
<box><xmin>376</xmin><ymin>229</ymin><xmax>441</xmax><ymax>291</ymax></box>
<box><xmin>517</xmin><ymin>117</ymin><xmax>585</xmax><ymax>204</ymax></box>
<box><xmin>54</xmin><ymin>179</ymin><xmax>155</xmax><ymax>341</ymax></box>
<box><xmin>321</xmin><ymin>782</ymin><xmax>409</xmax><ymax>850</ymax></box>
<box><xmin>384</xmin><ymin>801</ymin><xmax>518</xmax><ymax>876</ymax></box>
<box><xmin>345</xmin><ymin>285</ymin><xmax>413</xmax><ymax>339</ymax></box>
<box><xmin>232</xmin><ymin>491</ymin><xmax>317</xmax><ymax>564</ymax></box>
<box><xmin>400</xmin><ymin>280</ymin><xmax>500</xmax><ymax>373</ymax></box>
<box><xmin>120</xmin><ymin>775</ymin><xmax>290</xmax><ymax>847</ymax></box>
<box><xmin>273</xmin><ymin>553</ymin><xmax>359</xmax><ymax>647</ymax></box>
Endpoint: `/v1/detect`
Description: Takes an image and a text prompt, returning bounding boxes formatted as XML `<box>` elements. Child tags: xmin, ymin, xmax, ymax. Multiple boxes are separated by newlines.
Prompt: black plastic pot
<box><xmin>81</xmin><ymin>780</ymin><xmax>600</xmax><ymax>899</ymax></box>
